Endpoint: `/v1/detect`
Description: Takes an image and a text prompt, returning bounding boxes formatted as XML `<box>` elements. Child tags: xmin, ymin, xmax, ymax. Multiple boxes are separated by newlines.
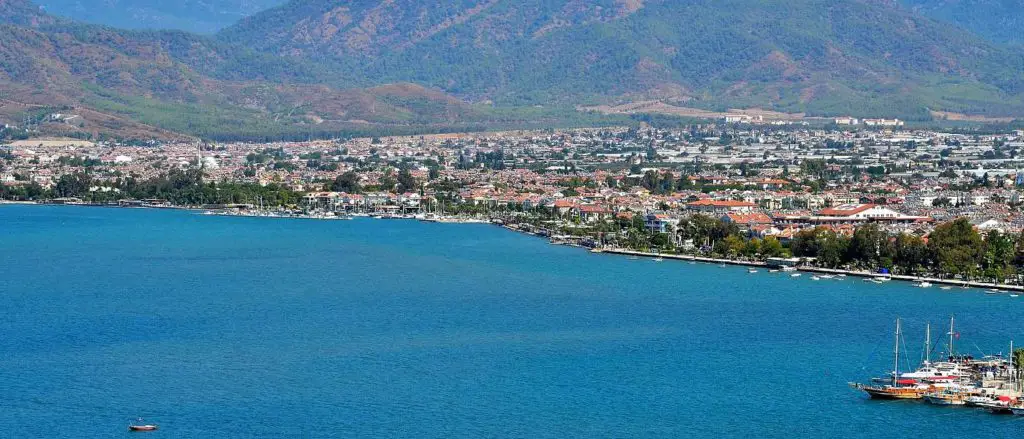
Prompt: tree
<box><xmin>847</xmin><ymin>224</ymin><xmax>892</xmax><ymax>269</ymax></box>
<box><xmin>894</xmin><ymin>234</ymin><xmax>929</xmax><ymax>275</ymax></box>
<box><xmin>330</xmin><ymin>171</ymin><xmax>361</xmax><ymax>193</ymax></box>
<box><xmin>982</xmin><ymin>230</ymin><xmax>1015</xmax><ymax>282</ymax></box>
<box><xmin>758</xmin><ymin>236</ymin><xmax>783</xmax><ymax>257</ymax></box>
<box><xmin>397</xmin><ymin>168</ymin><xmax>417</xmax><ymax>193</ymax></box>
<box><xmin>928</xmin><ymin>218</ymin><xmax>982</xmax><ymax>279</ymax></box>
<box><xmin>54</xmin><ymin>173</ymin><xmax>91</xmax><ymax>198</ymax></box>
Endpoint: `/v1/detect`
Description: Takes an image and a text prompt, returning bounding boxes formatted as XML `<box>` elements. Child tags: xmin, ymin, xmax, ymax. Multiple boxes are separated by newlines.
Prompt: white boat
<box><xmin>819</xmin><ymin>274</ymin><xmax>835</xmax><ymax>279</ymax></box>
<box><xmin>1012</xmin><ymin>294</ymin><xmax>1020</xmax><ymax>298</ymax></box>
<box><xmin>748</xmin><ymin>268</ymin><xmax>758</xmax><ymax>274</ymax></box>
<box><xmin>768</xmin><ymin>269</ymin><xmax>779</xmax><ymax>273</ymax></box>
<box><xmin>916</xmin><ymin>282</ymin><xmax>932</xmax><ymax>288</ymax></box>
<box><xmin>940</xmin><ymin>286</ymin><xmax>953</xmax><ymax>290</ymax></box>
<box><xmin>811</xmin><ymin>275</ymin><xmax>821</xmax><ymax>281</ymax></box>
<box><xmin>790</xmin><ymin>273</ymin><xmax>802</xmax><ymax>278</ymax></box>
<box><xmin>653</xmin><ymin>257</ymin><xmax>664</xmax><ymax>262</ymax></box>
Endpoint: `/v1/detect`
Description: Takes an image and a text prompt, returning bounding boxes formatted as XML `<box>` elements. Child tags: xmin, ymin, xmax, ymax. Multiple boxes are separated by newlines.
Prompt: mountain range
<box><xmin>2</xmin><ymin>0</ymin><xmax>1023</xmax><ymax>140</ymax></box>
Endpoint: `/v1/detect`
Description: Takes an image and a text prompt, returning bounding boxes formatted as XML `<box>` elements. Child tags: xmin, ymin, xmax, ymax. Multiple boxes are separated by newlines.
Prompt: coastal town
<box><xmin>5</xmin><ymin>121</ymin><xmax>1024</xmax><ymax>285</ymax></box>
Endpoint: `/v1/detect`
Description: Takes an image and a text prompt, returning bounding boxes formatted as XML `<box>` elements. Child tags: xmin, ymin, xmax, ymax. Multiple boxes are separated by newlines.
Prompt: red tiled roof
<box><xmin>688</xmin><ymin>199</ymin><xmax>756</xmax><ymax>207</ymax></box>
<box><xmin>819</xmin><ymin>203</ymin><xmax>875</xmax><ymax>217</ymax></box>
<box><xmin>725</xmin><ymin>212</ymin><xmax>773</xmax><ymax>224</ymax></box>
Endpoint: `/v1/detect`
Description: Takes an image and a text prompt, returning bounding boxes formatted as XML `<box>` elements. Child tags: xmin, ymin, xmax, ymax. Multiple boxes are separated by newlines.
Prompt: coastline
<box><xmin>596</xmin><ymin>247</ymin><xmax>1024</xmax><ymax>293</ymax></box>
<box><xmin>6</xmin><ymin>202</ymin><xmax>1023</xmax><ymax>293</ymax></box>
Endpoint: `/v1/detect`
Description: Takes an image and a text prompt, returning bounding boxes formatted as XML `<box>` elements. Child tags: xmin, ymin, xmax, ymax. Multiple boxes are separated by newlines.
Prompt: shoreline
<box><xmin>6</xmin><ymin>202</ymin><xmax>1023</xmax><ymax>293</ymax></box>
<box><xmin>597</xmin><ymin>247</ymin><xmax>1024</xmax><ymax>293</ymax></box>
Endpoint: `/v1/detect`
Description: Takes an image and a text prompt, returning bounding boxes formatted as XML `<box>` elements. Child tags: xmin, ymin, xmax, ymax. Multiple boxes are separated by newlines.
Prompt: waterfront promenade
<box><xmin>599</xmin><ymin>248</ymin><xmax>1024</xmax><ymax>292</ymax></box>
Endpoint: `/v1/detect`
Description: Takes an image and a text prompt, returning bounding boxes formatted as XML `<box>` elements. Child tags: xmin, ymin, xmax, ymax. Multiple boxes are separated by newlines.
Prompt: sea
<box><xmin>1</xmin><ymin>205</ymin><xmax>1023</xmax><ymax>438</ymax></box>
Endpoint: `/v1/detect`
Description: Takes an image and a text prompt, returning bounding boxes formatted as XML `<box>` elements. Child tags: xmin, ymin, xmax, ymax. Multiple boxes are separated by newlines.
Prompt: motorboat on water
<box><xmin>653</xmin><ymin>257</ymin><xmax>664</xmax><ymax>262</ymax></box>
<box><xmin>128</xmin><ymin>418</ymin><xmax>158</xmax><ymax>432</ymax></box>
<box><xmin>790</xmin><ymin>273</ymin><xmax>802</xmax><ymax>278</ymax></box>
<box><xmin>747</xmin><ymin>268</ymin><xmax>758</xmax><ymax>274</ymax></box>
<box><xmin>923</xmin><ymin>389</ymin><xmax>969</xmax><ymax>406</ymax></box>
<box><xmin>916</xmin><ymin>281</ymin><xmax>933</xmax><ymax>288</ymax></box>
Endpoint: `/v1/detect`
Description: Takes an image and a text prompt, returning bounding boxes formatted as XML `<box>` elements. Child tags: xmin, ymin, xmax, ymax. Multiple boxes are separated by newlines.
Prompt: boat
<box><xmin>940</xmin><ymin>286</ymin><xmax>953</xmax><ymax>290</ymax></box>
<box><xmin>589</xmin><ymin>248</ymin><xmax>603</xmax><ymax>254</ymax></box>
<box><xmin>1011</xmin><ymin>405</ymin><xmax>1024</xmax><ymax>416</ymax></box>
<box><xmin>923</xmin><ymin>389</ymin><xmax>968</xmax><ymax>406</ymax></box>
<box><xmin>916</xmin><ymin>282</ymin><xmax>933</xmax><ymax>288</ymax></box>
<box><xmin>768</xmin><ymin>269</ymin><xmax>779</xmax><ymax>273</ymax></box>
<box><xmin>852</xmin><ymin>318</ymin><xmax>928</xmax><ymax>400</ymax></box>
<box><xmin>810</xmin><ymin>275</ymin><xmax>821</xmax><ymax>281</ymax></box>
<box><xmin>653</xmin><ymin>257</ymin><xmax>664</xmax><ymax>262</ymax></box>
<box><xmin>1012</xmin><ymin>294</ymin><xmax>1020</xmax><ymax>298</ymax></box>
<box><xmin>790</xmin><ymin>273</ymin><xmax>802</xmax><ymax>278</ymax></box>
<box><xmin>747</xmin><ymin>268</ymin><xmax>758</xmax><ymax>274</ymax></box>
<box><xmin>819</xmin><ymin>274</ymin><xmax>835</xmax><ymax>279</ymax></box>
<box><xmin>128</xmin><ymin>419</ymin><xmax>158</xmax><ymax>432</ymax></box>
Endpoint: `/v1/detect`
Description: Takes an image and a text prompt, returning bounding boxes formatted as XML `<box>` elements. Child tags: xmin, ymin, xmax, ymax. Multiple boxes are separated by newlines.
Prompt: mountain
<box><xmin>0</xmin><ymin>0</ymin><xmax>555</xmax><ymax>140</ymax></box>
<box><xmin>900</xmin><ymin>0</ymin><xmax>1024</xmax><ymax>45</ymax></box>
<box><xmin>34</xmin><ymin>0</ymin><xmax>286</xmax><ymax>34</ymax></box>
<box><xmin>220</xmin><ymin>0</ymin><xmax>1024</xmax><ymax>119</ymax></box>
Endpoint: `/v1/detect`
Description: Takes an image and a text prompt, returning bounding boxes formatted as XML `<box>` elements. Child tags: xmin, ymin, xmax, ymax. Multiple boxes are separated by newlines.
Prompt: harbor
<box><xmin>850</xmin><ymin>317</ymin><xmax>1024</xmax><ymax>416</ymax></box>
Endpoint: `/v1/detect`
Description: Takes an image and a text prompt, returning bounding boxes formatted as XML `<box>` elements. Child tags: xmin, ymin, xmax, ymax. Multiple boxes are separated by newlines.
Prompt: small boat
<box><xmin>916</xmin><ymin>282</ymin><xmax>932</xmax><ymax>288</ymax></box>
<box><xmin>811</xmin><ymin>275</ymin><xmax>821</xmax><ymax>281</ymax></box>
<box><xmin>1011</xmin><ymin>406</ymin><xmax>1024</xmax><ymax>416</ymax></box>
<box><xmin>589</xmin><ymin>248</ymin><xmax>603</xmax><ymax>254</ymax></box>
<box><xmin>768</xmin><ymin>269</ymin><xmax>779</xmax><ymax>273</ymax></box>
<box><xmin>790</xmin><ymin>273</ymin><xmax>802</xmax><ymax>278</ymax></box>
<box><xmin>819</xmin><ymin>274</ymin><xmax>835</xmax><ymax>279</ymax></box>
<box><xmin>1012</xmin><ymin>294</ymin><xmax>1020</xmax><ymax>298</ymax></box>
<box><xmin>923</xmin><ymin>390</ymin><xmax>968</xmax><ymax>406</ymax></box>
<box><xmin>986</xmin><ymin>289</ymin><xmax>1002</xmax><ymax>295</ymax></box>
<box><xmin>653</xmin><ymin>257</ymin><xmax>664</xmax><ymax>262</ymax></box>
<box><xmin>748</xmin><ymin>268</ymin><xmax>758</xmax><ymax>274</ymax></box>
<box><xmin>939</xmin><ymin>286</ymin><xmax>953</xmax><ymax>290</ymax></box>
<box><xmin>128</xmin><ymin>418</ymin><xmax>158</xmax><ymax>432</ymax></box>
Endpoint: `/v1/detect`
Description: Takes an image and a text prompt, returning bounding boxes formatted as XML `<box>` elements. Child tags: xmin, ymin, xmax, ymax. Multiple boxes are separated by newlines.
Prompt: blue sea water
<box><xmin>1</xmin><ymin>205</ymin><xmax>1023</xmax><ymax>438</ymax></box>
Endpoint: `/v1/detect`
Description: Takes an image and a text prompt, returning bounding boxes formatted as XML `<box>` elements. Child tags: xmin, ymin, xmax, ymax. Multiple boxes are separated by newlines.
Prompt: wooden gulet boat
<box><xmin>851</xmin><ymin>318</ymin><xmax>927</xmax><ymax>400</ymax></box>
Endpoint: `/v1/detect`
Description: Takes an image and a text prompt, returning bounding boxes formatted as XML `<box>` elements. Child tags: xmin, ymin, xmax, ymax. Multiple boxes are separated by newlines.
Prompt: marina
<box><xmin>850</xmin><ymin>317</ymin><xmax>1023</xmax><ymax>416</ymax></box>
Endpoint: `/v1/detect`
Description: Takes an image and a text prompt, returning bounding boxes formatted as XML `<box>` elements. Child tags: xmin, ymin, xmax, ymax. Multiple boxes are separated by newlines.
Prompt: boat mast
<box><xmin>893</xmin><ymin>318</ymin><xmax>901</xmax><ymax>387</ymax></box>
<box><xmin>924</xmin><ymin>322</ymin><xmax>931</xmax><ymax>365</ymax></box>
<box><xmin>948</xmin><ymin>315</ymin><xmax>955</xmax><ymax>360</ymax></box>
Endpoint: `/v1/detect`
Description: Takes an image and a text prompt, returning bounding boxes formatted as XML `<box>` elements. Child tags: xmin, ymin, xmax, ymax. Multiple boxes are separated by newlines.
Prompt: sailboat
<box><xmin>851</xmin><ymin>318</ymin><xmax>927</xmax><ymax>399</ymax></box>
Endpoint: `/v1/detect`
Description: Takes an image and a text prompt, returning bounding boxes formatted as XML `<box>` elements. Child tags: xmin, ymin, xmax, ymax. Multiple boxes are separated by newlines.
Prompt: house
<box><xmin>722</xmin><ymin>212</ymin><xmax>773</xmax><ymax>226</ymax></box>
<box><xmin>576</xmin><ymin>204</ymin><xmax>613</xmax><ymax>223</ymax></box>
<box><xmin>686</xmin><ymin>199</ymin><xmax>756</xmax><ymax>214</ymax></box>
<box><xmin>645</xmin><ymin>213</ymin><xmax>679</xmax><ymax>233</ymax></box>
<box><xmin>775</xmin><ymin>203</ymin><xmax>930</xmax><ymax>225</ymax></box>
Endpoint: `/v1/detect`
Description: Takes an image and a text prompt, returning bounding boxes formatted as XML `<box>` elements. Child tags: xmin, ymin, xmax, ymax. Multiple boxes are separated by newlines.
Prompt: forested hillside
<box><xmin>219</xmin><ymin>0</ymin><xmax>1024</xmax><ymax>118</ymax></box>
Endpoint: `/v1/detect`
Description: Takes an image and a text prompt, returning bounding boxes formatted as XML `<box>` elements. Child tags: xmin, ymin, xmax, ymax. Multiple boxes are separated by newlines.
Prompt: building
<box><xmin>686</xmin><ymin>199</ymin><xmax>756</xmax><ymax>214</ymax></box>
<box><xmin>775</xmin><ymin>203</ymin><xmax>930</xmax><ymax>225</ymax></box>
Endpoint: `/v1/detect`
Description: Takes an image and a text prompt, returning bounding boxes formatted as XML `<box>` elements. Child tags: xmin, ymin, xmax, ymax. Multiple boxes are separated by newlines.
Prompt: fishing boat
<box><xmin>128</xmin><ymin>418</ymin><xmax>158</xmax><ymax>432</ymax></box>
<box><xmin>851</xmin><ymin>318</ymin><xmax>927</xmax><ymax>400</ymax></box>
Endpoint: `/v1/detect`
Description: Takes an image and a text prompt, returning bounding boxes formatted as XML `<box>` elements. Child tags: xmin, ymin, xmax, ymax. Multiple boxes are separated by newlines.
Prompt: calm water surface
<box><xmin>1</xmin><ymin>205</ymin><xmax>1023</xmax><ymax>438</ymax></box>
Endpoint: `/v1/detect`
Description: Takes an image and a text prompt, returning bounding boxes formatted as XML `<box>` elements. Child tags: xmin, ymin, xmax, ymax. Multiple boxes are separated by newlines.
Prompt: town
<box><xmin>4</xmin><ymin>121</ymin><xmax>1024</xmax><ymax>284</ymax></box>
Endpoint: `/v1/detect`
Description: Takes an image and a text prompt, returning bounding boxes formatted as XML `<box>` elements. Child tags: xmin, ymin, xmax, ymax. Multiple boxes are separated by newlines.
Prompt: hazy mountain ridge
<box><xmin>34</xmin><ymin>0</ymin><xmax>287</xmax><ymax>34</ymax></box>
<box><xmin>219</xmin><ymin>0</ymin><xmax>1024</xmax><ymax>118</ymax></box>
<box><xmin>900</xmin><ymin>0</ymin><xmax>1024</xmax><ymax>45</ymax></box>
